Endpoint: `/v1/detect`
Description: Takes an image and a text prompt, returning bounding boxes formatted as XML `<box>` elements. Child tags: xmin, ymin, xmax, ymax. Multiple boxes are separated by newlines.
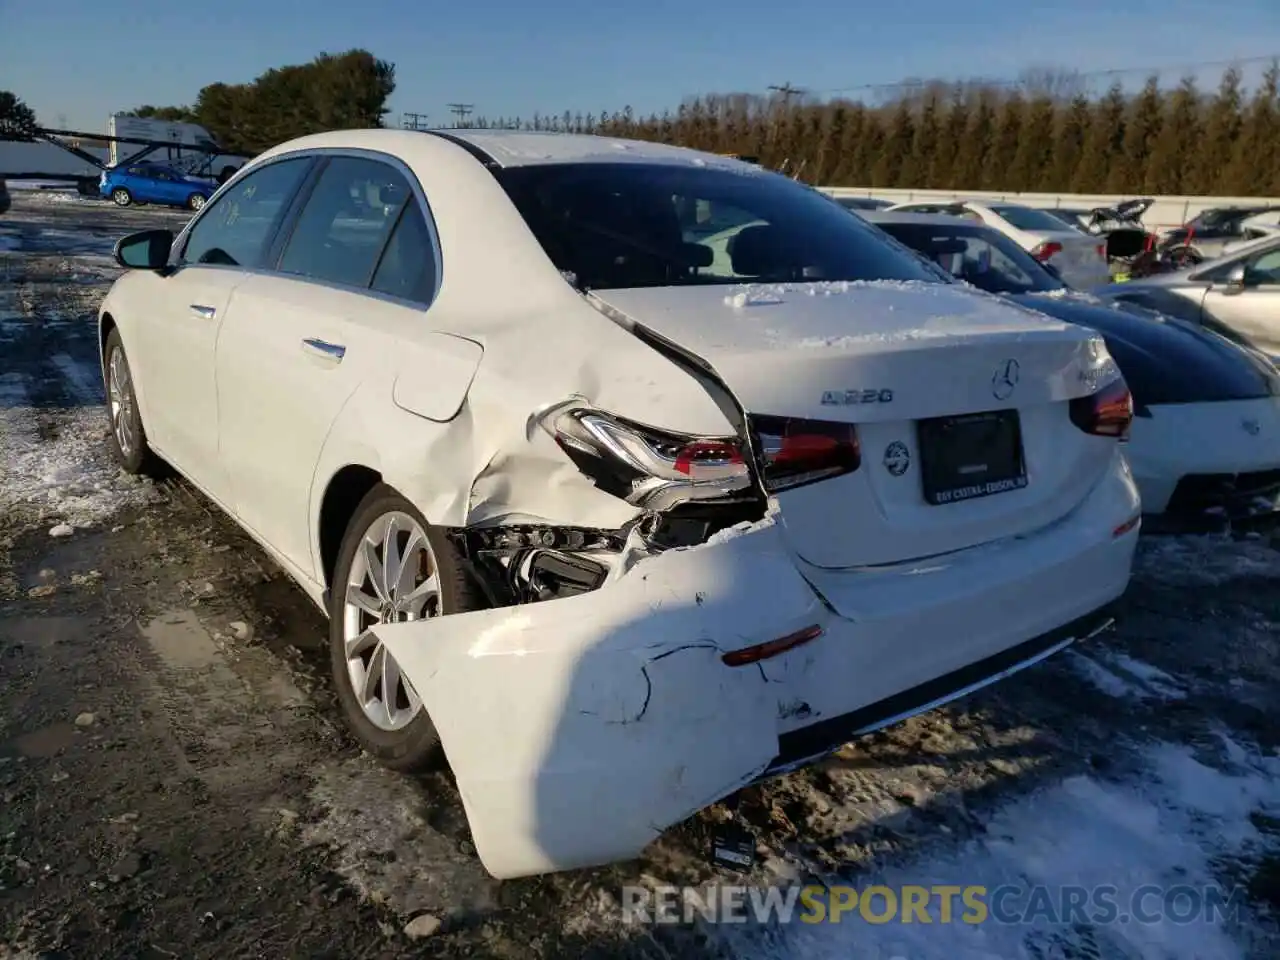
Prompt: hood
<box><xmin>1010</xmin><ymin>292</ymin><xmax>1279</xmax><ymax>406</ymax></box>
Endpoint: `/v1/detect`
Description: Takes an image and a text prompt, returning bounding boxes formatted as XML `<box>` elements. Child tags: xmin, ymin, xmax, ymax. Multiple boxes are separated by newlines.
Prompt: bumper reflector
<box><xmin>722</xmin><ymin>624</ymin><xmax>823</xmax><ymax>667</ymax></box>
<box><xmin>1113</xmin><ymin>514</ymin><xmax>1141</xmax><ymax>538</ymax></box>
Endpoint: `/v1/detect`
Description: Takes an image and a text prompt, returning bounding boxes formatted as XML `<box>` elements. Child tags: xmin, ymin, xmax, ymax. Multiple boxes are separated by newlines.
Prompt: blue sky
<box><xmin>2</xmin><ymin>0</ymin><xmax>1278</xmax><ymax>132</ymax></box>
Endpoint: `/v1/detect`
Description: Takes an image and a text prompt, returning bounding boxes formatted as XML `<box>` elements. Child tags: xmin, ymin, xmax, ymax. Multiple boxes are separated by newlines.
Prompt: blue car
<box><xmin>99</xmin><ymin>162</ymin><xmax>214</xmax><ymax>211</ymax></box>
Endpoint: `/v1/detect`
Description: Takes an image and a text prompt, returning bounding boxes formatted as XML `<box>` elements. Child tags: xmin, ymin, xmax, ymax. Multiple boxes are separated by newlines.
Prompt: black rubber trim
<box><xmin>763</xmin><ymin>603</ymin><xmax>1118</xmax><ymax>775</ymax></box>
<box><xmin>422</xmin><ymin>130</ymin><xmax>500</xmax><ymax>168</ymax></box>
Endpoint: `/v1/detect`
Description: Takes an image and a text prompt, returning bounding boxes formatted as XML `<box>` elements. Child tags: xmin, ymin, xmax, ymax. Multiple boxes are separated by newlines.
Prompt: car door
<box><xmin>133</xmin><ymin>155</ymin><xmax>314</xmax><ymax>502</ymax></box>
<box><xmin>216</xmin><ymin>153</ymin><xmax>440</xmax><ymax>576</ymax></box>
<box><xmin>1201</xmin><ymin>245</ymin><xmax>1280</xmax><ymax>356</ymax></box>
<box><xmin>153</xmin><ymin>169</ymin><xmax>187</xmax><ymax>205</ymax></box>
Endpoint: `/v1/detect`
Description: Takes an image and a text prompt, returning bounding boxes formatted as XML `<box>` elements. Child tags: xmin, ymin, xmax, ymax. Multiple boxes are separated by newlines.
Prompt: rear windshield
<box><xmin>494</xmin><ymin>163</ymin><xmax>942</xmax><ymax>290</ymax></box>
<box><xmin>877</xmin><ymin>221</ymin><xmax>1064</xmax><ymax>295</ymax></box>
<box><xmin>988</xmin><ymin>205</ymin><xmax>1076</xmax><ymax>232</ymax></box>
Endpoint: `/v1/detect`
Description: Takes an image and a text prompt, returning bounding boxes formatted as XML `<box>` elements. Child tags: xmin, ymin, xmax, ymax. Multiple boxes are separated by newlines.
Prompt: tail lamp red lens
<box><xmin>749</xmin><ymin>415</ymin><xmax>861</xmax><ymax>492</ymax></box>
<box><xmin>1031</xmin><ymin>241</ymin><xmax>1063</xmax><ymax>262</ymax></box>
<box><xmin>673</xmin><ymin>440</ymin><xmax>745</xmax><ymax>477</ymax></box>
<box><xmin>1069</xmin><ymin>379</ymin><xmax>1133</xmax><ymax>441</ymax></box>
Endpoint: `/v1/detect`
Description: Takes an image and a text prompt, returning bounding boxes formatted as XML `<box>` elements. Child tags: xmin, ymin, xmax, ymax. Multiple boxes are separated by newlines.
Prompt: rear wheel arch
<box><xmin>318</xmin><ymin>464</ymin><xmax>384</xmax><ymax>591</ymax></box>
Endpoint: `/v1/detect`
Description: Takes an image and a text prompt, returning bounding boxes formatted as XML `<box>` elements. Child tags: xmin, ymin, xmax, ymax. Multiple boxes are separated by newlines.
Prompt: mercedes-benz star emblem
<box><xmin>1242</xmin><ymin>418</ymin><xmax>1261</xmax><ymax>436</ymax></box>
<box><xmin>992</xmin><ymin>359</ymin><xmax>1020</xmax><ymax>401</ymax></box>
<box><xmin>883</xmin><ymin>441</ymin><xmax>910</xmax><ymax>477</ymax></box>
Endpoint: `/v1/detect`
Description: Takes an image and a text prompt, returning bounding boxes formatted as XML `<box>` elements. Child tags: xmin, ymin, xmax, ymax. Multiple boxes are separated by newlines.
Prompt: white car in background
<box><xmin>886</xmin><ymin>199</ymin><xmax>1111</xmax><ymax>289</ymax></box>
<box><xmin>97</xmin><ymin>129</ymin><xmax>1140</xmax><ymax>880</ymax></box>
<box><xmin>868</xmin><ymin>211</ymin><xmax>1280</xmax><ymax>526</ymax></box>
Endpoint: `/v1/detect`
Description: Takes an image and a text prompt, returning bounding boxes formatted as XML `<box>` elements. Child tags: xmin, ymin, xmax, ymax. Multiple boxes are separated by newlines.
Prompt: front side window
<box><xmin>877</xmin><ymin>222</ymin><xmax>1062</xmax><ymax>295</ymax></box>
<box><xmin>277</xmin><ymin>157</ymin><xmax>412</xmax><ymax>288</ymax></box>
<box><xmin>180</xmin><ymin>157</ymin><xmax>311</xmax><ymax>268</ymax></box>
<box><xmin>496</xmin><ymin>163</ymin><xmax>942</xmax><ymax>291</ymax></box>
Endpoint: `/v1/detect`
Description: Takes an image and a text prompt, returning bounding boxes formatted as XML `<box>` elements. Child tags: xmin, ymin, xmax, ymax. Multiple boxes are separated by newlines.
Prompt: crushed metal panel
<box><xmin>373</xmin><ymin>521</ymin><xmax>825</xmax><ymax>879</ymax></box>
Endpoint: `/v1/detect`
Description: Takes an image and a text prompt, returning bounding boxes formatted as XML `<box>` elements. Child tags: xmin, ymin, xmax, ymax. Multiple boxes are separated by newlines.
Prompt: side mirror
<box><xmin>1222</xmin><ymin>262</ymin><xmax>1248</xmax><ymax>295</ymax></box>
<box><xmin>114</xmin><ymin>229</ymin><xmax>174</xmax><ymax>271</ymax></box>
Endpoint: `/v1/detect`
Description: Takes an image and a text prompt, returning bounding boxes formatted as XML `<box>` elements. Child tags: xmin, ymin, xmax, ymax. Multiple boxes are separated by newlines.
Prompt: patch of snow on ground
<box><xmin>1068</xmin><ymin>650</ymin><xmax>1143</xmax><ymax>699</ymax></box>
<box><xmin>1103</xmin><ymin>652</ymin><xmax>1188</xmax><ymax>700</ymax></box>
<box><xmin>716</xmin><ymin>735</ymin><xmax>1279</xmax><ymax>960</ymax></box>
<box><xmin>0</xmin><ymin>368</ymin><xmax>156</xmax><ymax>529</ymax></box>
<box><xmin>1135</xmin><ymin>535</ymin><xmax>1279</xmax><ymax>587</ymax></box>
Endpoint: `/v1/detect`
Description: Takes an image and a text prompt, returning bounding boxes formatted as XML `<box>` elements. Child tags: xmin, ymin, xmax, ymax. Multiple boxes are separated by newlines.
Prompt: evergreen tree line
<box><xmin>474</xmin><ymin>65</ymin><xmax>1280</xmax><ymax>197</ymax></box>
<box><xmin>9</xmin><ymin>54</ymin><xmax>1278</xmax><ymax>197</ymax></box>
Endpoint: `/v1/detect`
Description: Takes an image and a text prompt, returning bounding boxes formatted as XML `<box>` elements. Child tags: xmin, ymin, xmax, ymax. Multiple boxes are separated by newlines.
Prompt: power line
<box><xmin>817</xmin><ymin>53</ymin><xmax>1280</xmax><ymax>96</ymax></box>
<box><xmin>401</xmin><ymin>112</ymin><xmax>430</xmax><ymax>130</ymax></box>
<box><xmin>447</xmin><ymin>103</ymin><xmax>475</xmax><ymax>127</ymax></box>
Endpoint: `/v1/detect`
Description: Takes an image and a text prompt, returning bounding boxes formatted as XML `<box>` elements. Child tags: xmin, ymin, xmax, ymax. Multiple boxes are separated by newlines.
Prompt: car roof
<box><xmin>438</xmin><ymin>129</ymin><xmax>761</xmax><ymax>171</ymax></box>
<box><xmin>862</xmin><ymin>210</ymin><xmax>980</xmax><ymax>228</ymax></box>
<box><xmin>253</xmin><ymin>127</ymin><xmax>765</xmax><ymax>175</ymax></box>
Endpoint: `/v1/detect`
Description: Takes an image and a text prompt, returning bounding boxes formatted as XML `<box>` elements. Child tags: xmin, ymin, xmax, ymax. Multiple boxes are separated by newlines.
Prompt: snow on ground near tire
<box><xmin>0</xmin><ymin>214</ymin><xmax>157</xmax><ymax>529</ymax></box>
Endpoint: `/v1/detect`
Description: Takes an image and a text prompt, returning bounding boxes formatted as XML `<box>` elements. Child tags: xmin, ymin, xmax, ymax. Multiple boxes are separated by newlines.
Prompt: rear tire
<box><xmin>328</xmin><ymin>484</ymin><xmax>487</xmax><ymax>772</ymax></box>
<box><xmin>111</xmin><ymin>188</ymin><xmax>132</xmax><ymax>207</ymax></box>
<box><xmin>186</xmin><ymin>193</ymin><xmax>206</xmax><ymax>212</ymax></box>
<box><xmin>103</xmin><ymin>329</ymin><xmax>160</xmax><ymax>476</ymax></box>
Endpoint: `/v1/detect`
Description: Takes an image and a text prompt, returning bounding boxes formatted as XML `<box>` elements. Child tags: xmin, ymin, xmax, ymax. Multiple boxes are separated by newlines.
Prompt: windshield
<box><xmin>988</xmin><ymin>204</ymin><xmax>1076</xmax><ymax>233</ymax></box>
<box><xmin>494</xmin><ymin>163</ymin><xmax>943</xmax><ymax>290</ymax></box>
<box><xmin>876</xmin><ymin>221</ymin><xmax>1065</xmax><ymax>295</ymax></box>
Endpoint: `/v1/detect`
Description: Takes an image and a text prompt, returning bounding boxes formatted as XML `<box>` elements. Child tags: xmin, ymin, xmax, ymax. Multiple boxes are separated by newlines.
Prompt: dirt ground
<box><xmin>1</xmin><ymin>191</ymin><xmax>1277</xmax><ymax>960</ymax></box>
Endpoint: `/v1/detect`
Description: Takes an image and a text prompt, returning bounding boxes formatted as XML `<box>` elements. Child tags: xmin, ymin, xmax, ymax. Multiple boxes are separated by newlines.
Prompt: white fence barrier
<box><xmin>820</xmin><ymin>187</ymin><xmax>1280</xmax><ymax>233</ymax></box>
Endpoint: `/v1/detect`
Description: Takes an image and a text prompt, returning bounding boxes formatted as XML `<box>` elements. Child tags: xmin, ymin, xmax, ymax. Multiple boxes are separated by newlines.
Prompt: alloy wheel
<box><xmin>342</xmin><ymin>511</ymin><xmax>441</xmax><ymax>731</ymax></box>
<box><xmin>107</xmin><ymin>346</ymin><xmax>136</xmax><ymax>458</ymax></box>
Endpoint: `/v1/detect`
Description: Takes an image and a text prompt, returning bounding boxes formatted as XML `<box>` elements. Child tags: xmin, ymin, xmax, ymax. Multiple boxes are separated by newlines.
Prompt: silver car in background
<box><xmin>1095</xmin><ymin>233</ymin><xmax>1280</xmax><ymax>359</ymax></box>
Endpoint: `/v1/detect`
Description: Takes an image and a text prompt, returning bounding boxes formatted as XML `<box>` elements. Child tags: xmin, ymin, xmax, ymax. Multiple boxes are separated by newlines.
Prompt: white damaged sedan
<box><xmin>98</xmin><ymin>129</ymin><xmax>1140</xmax><ymax>879</ymax></box>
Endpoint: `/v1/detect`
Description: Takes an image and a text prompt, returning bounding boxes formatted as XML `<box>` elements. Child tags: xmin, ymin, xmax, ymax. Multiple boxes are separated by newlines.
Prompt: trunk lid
<box><xmin>590</xmin><ymin>281</ymin><xmax>1123</xmax><ymax>568</ymax></box>
<box><xmin>1030</xmin><ymin>230</ymin><xmax>1107</xmax><ymax>278</ymax></box>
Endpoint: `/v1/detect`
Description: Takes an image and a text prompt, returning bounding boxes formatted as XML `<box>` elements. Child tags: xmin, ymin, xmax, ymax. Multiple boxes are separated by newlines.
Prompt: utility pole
<box><xmin>401</xmin><ymin>112</ymin><xmax>430</xmax><ymax>130</ymax></box>
<box><xmin>766</xmin><ymin>83</ymin><xmax>804</xmax><ymax>104</ymax></box>
<box><xmin>447</xmin><ymin>103</ymin><xmax>475</xmax><ymax>128</ymax></box>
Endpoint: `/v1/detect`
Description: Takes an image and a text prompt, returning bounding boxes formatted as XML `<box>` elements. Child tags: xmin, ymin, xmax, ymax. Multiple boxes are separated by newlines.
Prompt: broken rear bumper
<box><xmin>375</xmin><ymin>457</ymin><xmax>1140</xmax><ymax>880</ymax></box>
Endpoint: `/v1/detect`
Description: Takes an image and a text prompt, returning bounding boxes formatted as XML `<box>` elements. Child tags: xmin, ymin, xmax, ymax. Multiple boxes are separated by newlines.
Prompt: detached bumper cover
<box><xmin>374</xmin><ymin>456</ymin><xmax>1140</xmax><ymax>880</ymax></box>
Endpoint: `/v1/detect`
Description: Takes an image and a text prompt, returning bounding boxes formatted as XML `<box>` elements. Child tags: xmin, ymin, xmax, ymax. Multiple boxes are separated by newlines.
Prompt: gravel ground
<box><xmin>0</xmin><ymin>191</ymin><xmax>1277</xmax><ymax>960</ymax></box>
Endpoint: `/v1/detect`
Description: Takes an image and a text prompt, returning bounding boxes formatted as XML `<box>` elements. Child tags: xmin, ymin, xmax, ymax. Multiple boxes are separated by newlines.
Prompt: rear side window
<box><xmin>181</xmin><ymin>158</ymin><xmax>311</xmax><ymax>268</ymax></box>
<box><xmin>988</xmin><ymin>205</ymin><xmax>1075</xmax><ymax>232</ymax></box>
<box><xmin>278</xmin><ymin>157</ymin><xmax>411</xmax><ymax>288</ymax></box>
<box><xmin>370</xmin><ymin>203</ymin><xmax>437</xmax><ymax>303</ymax></box>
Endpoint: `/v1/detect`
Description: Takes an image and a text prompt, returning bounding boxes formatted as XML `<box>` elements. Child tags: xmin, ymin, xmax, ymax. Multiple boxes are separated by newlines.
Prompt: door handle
<box><xmin>189</xmin><ymin>304</ymin><xmax>217</xmax><ymax>319</ymax></box>
<box><xmin>301</xmin><ymin>338</ymin><xmax>346</xmax><ymax>362</ymax></box>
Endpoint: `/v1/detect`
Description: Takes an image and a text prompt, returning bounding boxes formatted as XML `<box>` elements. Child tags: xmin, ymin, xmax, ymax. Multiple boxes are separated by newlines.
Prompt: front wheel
<box><xmin>111</xmin><ymin>188</ymin><xmax>132</xmax><ymax>207</ymax></box>
<box><xmin>103</xmin><ymin>329</ymin><xmax>160</xmax><ymax>475</ymax></box>
<box><xmin>328</xmin><ymin>485</ymin><xmax>487</xmax><ymax>771</ymax></box>
<box><xmin>186</xmin><ymin>193</ymin><xmax>206</xmax><ymax>212</ymax></box>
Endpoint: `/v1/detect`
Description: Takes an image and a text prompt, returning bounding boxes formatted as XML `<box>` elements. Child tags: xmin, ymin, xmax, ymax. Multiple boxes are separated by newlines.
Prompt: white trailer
<box><xmin>107</xmin><ymin>114</ymin><xmax>248</xmax><ymax>182</ymax></box>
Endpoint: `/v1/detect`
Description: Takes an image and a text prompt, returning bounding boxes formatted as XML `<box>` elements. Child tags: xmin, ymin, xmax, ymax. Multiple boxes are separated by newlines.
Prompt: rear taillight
<box><xmin>543</xmin><ymin>405</ymin><xmax>753</xmax><ymax>510</ymax></box>
<box><xmin>1069</xmin><ymin>379</ymin><xmax>1133</xmax><ymax>441</ymax></box>
<box><xmin>750</xmin><ymin>415</ymin><xmax>861</xmax><ymax>492</ymax></box>
<box><xmin>1095</xmin><ymin>243</ymin><xmax>1107</xmax><ymax>260</ymax></box>
<box><xmin>1031</xmin><ymin>241</ymin><xmax>1063</xmax><ymax>262</ymax></box>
